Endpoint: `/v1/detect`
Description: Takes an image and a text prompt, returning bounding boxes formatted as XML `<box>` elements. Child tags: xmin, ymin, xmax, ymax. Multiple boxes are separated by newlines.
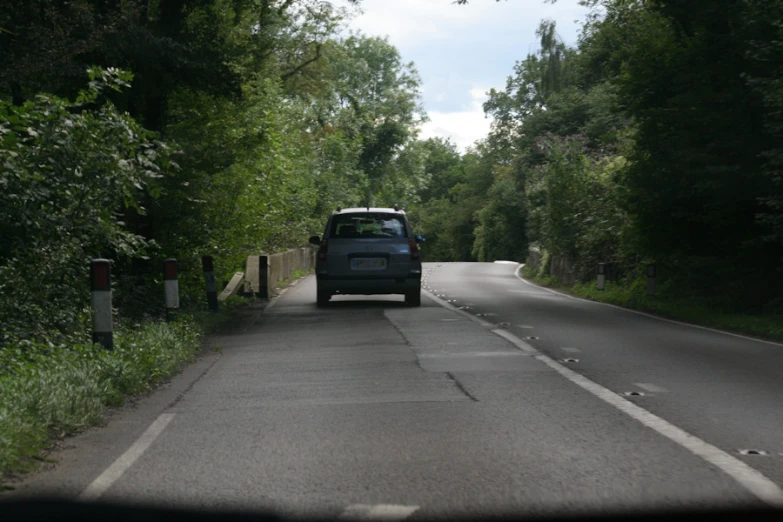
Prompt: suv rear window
<box><xmin>330</xmin><ymin>213</ymin><xmax>408</xmax><ymax>239</ymax></box>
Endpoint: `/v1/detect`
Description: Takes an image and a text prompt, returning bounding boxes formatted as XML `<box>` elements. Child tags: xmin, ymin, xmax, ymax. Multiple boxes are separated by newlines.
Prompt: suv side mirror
<box><xmin>309</xmin><ymin>235</ymin><xmax>322</xmax><ymax>246</ymax></box>
<box><xmin>415</xmin><ymin>235</ymin><xmax>426</xmax><ymax>244</ymax></box>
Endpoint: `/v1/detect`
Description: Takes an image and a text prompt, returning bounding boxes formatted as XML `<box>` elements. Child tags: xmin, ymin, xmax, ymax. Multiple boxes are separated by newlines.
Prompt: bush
<box><xmin>0</xmin><ymin>319</ymin><xmax>202</xmax><ymax>476</ymax></box>
<box><xmin>0</xmin><ymin>67</ymin><xmax>171</xmax><ymax>344</ymax></box>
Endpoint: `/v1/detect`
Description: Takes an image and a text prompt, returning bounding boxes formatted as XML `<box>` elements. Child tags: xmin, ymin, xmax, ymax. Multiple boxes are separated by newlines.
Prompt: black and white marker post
<box><xmin>163</xmin><ymin>258</ymin><xmax>179</xmax><ymax>322</ymax></box>
<box><xmin>597</xmin><ymin>262</ymin><xmax>606</xmax><ymax>291</ymax></box>
<box><xmin>90</xmin><ymin>259</ymin><xmax>113</xmax><ymax>350</ymax></box>
<box><xmin>202</xmin><ymin>255</ymin><xmax>219</xmax><ymax>312</ymax></box>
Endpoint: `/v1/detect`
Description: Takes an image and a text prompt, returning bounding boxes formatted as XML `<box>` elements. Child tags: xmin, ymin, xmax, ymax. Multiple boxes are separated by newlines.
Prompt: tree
<box><xmin>607</xmin><ymin>0</ymin><xmax>781</xmax><ymax>308</ymax></box>
<box><xmin>0</xmin><ymin>68</ymin><xmax>170</xmax><ymax>341</ymax></box>
<box><xmin>327</xmin><ymin>35</ymin><xmax>426</xmax><ymax>205</ymax></box>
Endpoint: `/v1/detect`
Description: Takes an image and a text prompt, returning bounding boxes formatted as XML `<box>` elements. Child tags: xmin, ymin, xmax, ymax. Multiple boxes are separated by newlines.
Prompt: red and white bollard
<box><xmin>163</xmin><ymin>258</ymin><xmax>179</xmax><ymax>322</ymax></box>
<box><xmin>202</xmin><ymin>255</ymin><xmax>219</xmax><ymax>312</ymax></box>
<box><xmin>90</xmin><ymin>259</ymin><xmax>113</xmax><ymax>350</ymax></box>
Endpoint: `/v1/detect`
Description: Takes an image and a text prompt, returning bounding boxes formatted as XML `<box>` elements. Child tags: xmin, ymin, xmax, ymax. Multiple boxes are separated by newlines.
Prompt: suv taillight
<box><xmin>318</xmin><ymin>239</ymin><xmax>329</xmax><ymax>262</ymax></box>
<box><xmin>409</xmin><ymin>238</ymin><xmax>420</xmax><ymax>261</ymax></box>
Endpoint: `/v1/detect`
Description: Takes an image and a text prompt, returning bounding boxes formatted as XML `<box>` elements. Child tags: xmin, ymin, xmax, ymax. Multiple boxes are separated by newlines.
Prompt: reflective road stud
<box><xmin>90</xmin><ymin>259</ymin><xmax>113</xmax><ymax>350</ymax></box>
<box><xmin>597</xmin><ymin>263</ymin><xmax>606</xmax><ymax>291</ymax></box>
<box><xmin>202</xmin><ymin>255</ymin><xmax>219</xmax><ymax>312</ymax></box>
<box><xmin>164</xmin><ymin>258</ymin><xmax>179</xmax><ymax>322</ymax></box>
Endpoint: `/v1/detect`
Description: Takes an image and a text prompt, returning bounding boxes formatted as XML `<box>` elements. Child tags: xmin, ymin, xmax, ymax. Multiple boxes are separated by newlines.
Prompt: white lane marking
<box><xmin>517</xmin><ymin>325</ymin><xmax>535</xmax><ymax>329</ymax></box>
<box><xmin>506</xmin><ymin>289</ymin><xmax>558</xmax><ymax>296</ymax></box>
<box><xmin>635</xmin><ymin>382</ymin><xmax>668</xmax><ymax>393</ymax></box>
<box><xmin>264</xmin><ymin>287</ymin><xmax>290</xmax><ymax>312</ymax></box>
<box><xmin>422</xmin><ymin>290</ymin><xmax>493</xmax><ymax>328</ymax></box>
<box><xmin>79</xmin><ymin>413</ymin><xmax>176</xmax><ymax>501</ymax></box>
<box><xmin>514</xmin><ymin>265</ymin><xmax>783</xmax><ymax>348</ymax></box>
<box><xmin>339</xmin><ymin>504</ymin><xmax>419</xmax><ymax>520</ymax></box>
<box><xmin>491</xmin><ymin>328</ymin><xmax>783</xmax><ymax>507</ymax></box>
<box><xmin>425</xmin><ymin>264</ymin><xmax>783</xmax><ymax>504</ymax></box>
<box><xmin>562</xmin><ymin>347</ymin><xmax>582</xmax><ymax>353</ymax></box>
<box><xmin>420</xmin><ymin>352</ymin><xmax>525</xmax><ymax>358</ymax></box>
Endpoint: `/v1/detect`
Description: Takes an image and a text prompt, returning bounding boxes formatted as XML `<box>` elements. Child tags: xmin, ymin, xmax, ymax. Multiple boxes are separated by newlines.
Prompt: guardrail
<box><xmin>87</xmin><ymin>247</ymin><xmax>316</xmax><ymax>349</ymax></box>
<box><xmin>526</xmin><ymin>246</ymin><xmax>656</xmax><ymax>295</ymax></box>
<box><xmin>245</xmin><ymin>247</ymin><xmax>316</xmax><ymax>299</ymax></box>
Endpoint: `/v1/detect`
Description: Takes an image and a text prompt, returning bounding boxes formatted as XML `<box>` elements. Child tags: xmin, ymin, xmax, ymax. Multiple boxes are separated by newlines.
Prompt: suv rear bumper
<box><xmin>317</xmin><ymin>273</ymin><xmax>421</xmax><ymax>295</ymax></box>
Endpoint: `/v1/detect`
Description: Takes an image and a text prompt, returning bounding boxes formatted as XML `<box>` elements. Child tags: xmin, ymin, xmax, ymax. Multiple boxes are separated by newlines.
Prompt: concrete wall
<box><xmin>527</xmin><ymin>247</ymin><xmax>542</xmax><ymax>271</ymax></box>
<box><xmin>246</xmin><ymin>248</ymin><xmax>316</xmax><ymax>298</ymax></box>
<box><xmin>549</xmin><ymin>255</ymin><xmax>577</xmax><ymax>286</ymax></box>
<box><xmin>525</xmin><ymin>246</ymin><xmax>577</xmax><ymax>285</ymax></box>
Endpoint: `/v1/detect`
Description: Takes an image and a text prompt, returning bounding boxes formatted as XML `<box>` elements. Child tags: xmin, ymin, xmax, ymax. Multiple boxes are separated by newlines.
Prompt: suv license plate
<box><xmin>351</xmin><ymin>258</ymin><xmax>387</xmax><ymax>270</ymax></box>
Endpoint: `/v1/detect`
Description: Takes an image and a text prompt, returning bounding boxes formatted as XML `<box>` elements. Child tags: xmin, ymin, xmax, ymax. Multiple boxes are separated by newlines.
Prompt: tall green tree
<box><xmin>328</xmin><ymin>35</ymin><xmax>426</xmax><ymax>205</ymax></box>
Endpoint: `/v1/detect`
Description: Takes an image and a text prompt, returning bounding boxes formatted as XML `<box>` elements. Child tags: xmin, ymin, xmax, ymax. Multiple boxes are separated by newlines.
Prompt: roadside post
<box><xmin>245</xmin><ymin>255</ymin><xmax>272</xmax><ymax>299</ymax></box>
<box><xmin>257</xmin><ymin>255</ymin><xmax>269</xmax><ymax>299</ymax></box>
<box><xmin>202</xmin><ymin>255</ymin><xmax>219</xmax><ymax>312</ymax></box>
<box><xmin>90</xmin><ymin>259</ymin><xmax>113</xmax><ymax>350</ymax></box>
<box><xmin>647</xmin><ymin>263</ymin><xmax>657</xmax><ymax>296</ymax></box>
<box><xmin>597</xmin><ymin>263</ymin><xmax>606</xmax><ymax>291</ymax></box>
<box><xmin>164</xmin><ymin>258</ymin><xmax>179</xmax><ymax>322</ymax></box>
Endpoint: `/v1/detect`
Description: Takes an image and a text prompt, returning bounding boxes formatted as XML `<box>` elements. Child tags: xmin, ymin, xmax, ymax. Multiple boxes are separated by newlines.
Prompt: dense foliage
<box><xmin>0</xmin><ymin>317</ymin><xmax>203</xmax><ymax>474</ymax></box>
<box><xmin>2</xmin><ymin>0</ymin><xmax>782</xmax><ymax>346</ymax></box>
<box><xmin>412</xmin><ymin>0</ymin><xmax>783</xmax><ymax>316</ymax></box>
<box><xmin>1</xmin><ymin>0</ymin><xmax>424</xmax><ymax>343</ymax></box>
<box><xmin>2</xmin><ymin>0</ymin><xmax>783</xmax><ymax>476</ymax></box>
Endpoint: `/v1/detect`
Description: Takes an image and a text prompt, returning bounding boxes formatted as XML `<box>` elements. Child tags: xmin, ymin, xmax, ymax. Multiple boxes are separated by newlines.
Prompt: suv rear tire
<box><xmin>405</xmin><ymin>288</ymin><xmax>421</xmax><ymax>307</ymax></box>
<box><xmin>316</xmin><ymin>286</ymin><xmax>331</xmax><ymax>307</ymax></box>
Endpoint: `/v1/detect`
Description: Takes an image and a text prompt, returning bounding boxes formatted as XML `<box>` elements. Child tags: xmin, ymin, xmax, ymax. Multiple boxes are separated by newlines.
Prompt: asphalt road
<box><xmin>8</xmin><ymin>262</ymin><xmax>783</xmax><ymax>519</ymax></box>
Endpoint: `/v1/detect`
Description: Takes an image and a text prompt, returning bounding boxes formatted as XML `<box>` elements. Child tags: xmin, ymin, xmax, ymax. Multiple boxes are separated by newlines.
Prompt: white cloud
<box><xmin>419</xmin><ymin>87</ymin><xmax>491</xmax><ymax>151</ymax></box>
<box><xmin>343</xmin><ymin>0</ymin><xmax>587</xmax><ymax>52</ymax></box>
<box><xmin>343</xmin><ymin>0</ymin><xmax>496</xmax><ymax>49</ymax></box>
<box><xmin>336</xmin><ymin>0</ymin><xmax>592</xmax><ymax>151</ymax></box>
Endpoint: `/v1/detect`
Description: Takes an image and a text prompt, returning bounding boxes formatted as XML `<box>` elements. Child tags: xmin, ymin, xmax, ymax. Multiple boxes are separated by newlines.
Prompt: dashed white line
<box><xmin>490</xmin><ymin>328</ymin><xmax>783</xmax><ymax>507</ymax></box>
<box><xmin>635</xmin><ymin>382</ymin><xmax>668</xmax><ymax>393</ymax></box>
<box><xmin>79</xmin><ymin>413</ymin><xmax>176</xmax><ymax>501</ymax></box>
<box><xmin>422</xmin><ymin>290</ymin><xmax>493</xmax><ymax>328</ymax></box>
<box><xmin>264</xmin><ymin>287</ymin><xmax>289</xmax><ymax>312</ymax></box>
<box><xmin>425</xmin><ymin>264</ymin><xmax>783</xmax><ymax>506</ymax></box>
<box><xmin>339</xmin><ymin>504</ymin><xmax>419</xmax><ymax>520</ymax></box>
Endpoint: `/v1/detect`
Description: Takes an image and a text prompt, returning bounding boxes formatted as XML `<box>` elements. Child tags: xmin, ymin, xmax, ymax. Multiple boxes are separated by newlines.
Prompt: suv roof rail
<box><xmin>335</xmin><ymin>206</ymin><xmax>342</xmax><ymax>212</ymax></box>
<box><xmin>393</xmin><ymin>204</ymin><xmax>401</xmax><ymax>211</ymax></box>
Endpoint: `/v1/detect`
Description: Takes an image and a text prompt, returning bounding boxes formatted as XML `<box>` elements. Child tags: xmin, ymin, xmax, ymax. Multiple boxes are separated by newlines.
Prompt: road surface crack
<box><xmin>446</xmin><ymin>372</ymin><xmax>479</xmax><ymax>402</ymax></box>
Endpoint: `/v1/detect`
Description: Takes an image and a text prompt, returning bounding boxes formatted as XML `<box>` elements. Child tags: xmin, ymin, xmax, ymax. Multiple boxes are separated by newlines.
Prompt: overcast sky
<box><xmin>340</xmin><ymin>0</ymin><xmax>590</xmax><ymax>150</ymax></box>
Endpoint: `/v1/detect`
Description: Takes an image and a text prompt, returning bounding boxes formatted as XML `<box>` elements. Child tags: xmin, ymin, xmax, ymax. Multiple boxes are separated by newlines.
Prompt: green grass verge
<box><xmin>0</xmin><ymin>296</ymin><xmax>251</xmax><ymax>480</ymax></box>
<box><xmin>521</xmin><ymin>265</ymin><xmax>783</xmax><ymax>342</ymax></box>
<box><xmin>190</xmin><ymin>294</ymin><xmax>253</xmax><ymax>336</ymax></box>
<box><xmin>278</xmin><ymin>269</ymin><xmax>313</xmax><ymax>289</ymax></box>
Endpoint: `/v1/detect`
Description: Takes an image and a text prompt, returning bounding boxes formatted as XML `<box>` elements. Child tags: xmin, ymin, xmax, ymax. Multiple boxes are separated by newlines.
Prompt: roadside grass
<box><xmin>521</xmin><ymin>265</ymin><xmax>783</xmax><ymax>343</ymax></box>
<box><xmin>190</xmin><ymin>294</ymin><xmax>253</xmax><ymax>335</ymax></box>
<box><xmin>278</xmin><ymin>269</ymin><xmax>313</xmax><ymax>289</ymax></box>
<box><xmin>0</xmin><ymin>296</ymin><xmax>251</xmax><ymax>481</ymax></box>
